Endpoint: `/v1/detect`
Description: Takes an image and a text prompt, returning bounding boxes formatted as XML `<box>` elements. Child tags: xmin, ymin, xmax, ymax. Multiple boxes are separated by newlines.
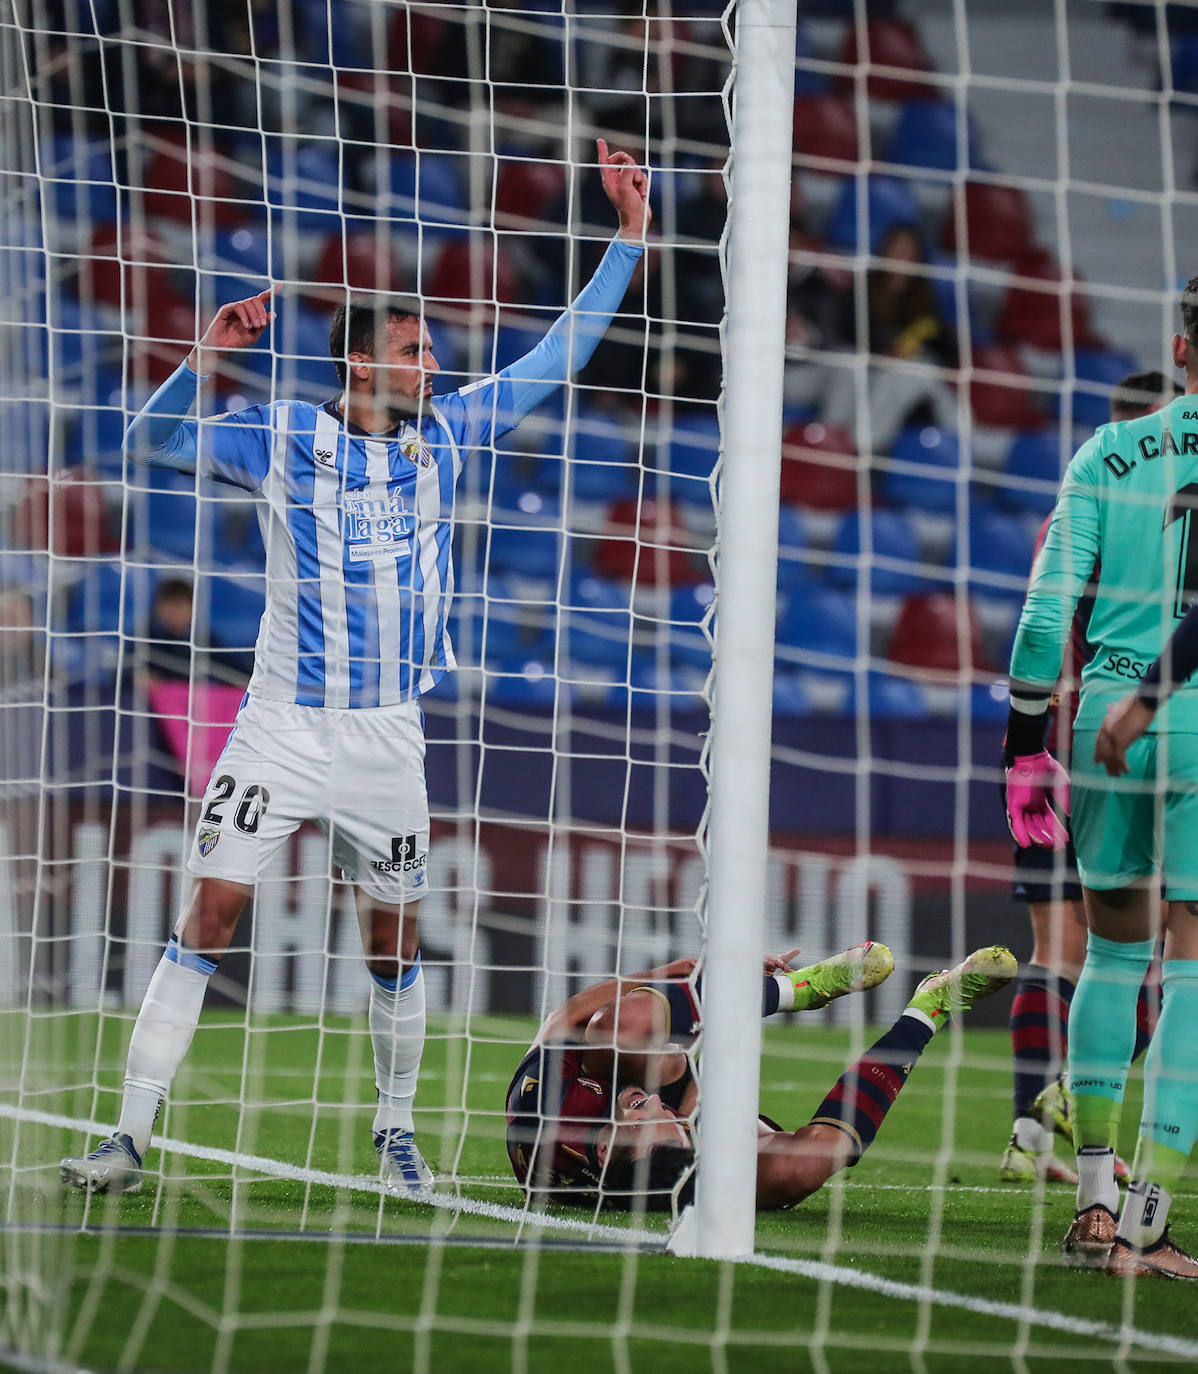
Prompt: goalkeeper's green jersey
<box><xmin>1009</xmin><ymin>391</ymin><xmax>1198</xmax><ymax>735</ymax></box>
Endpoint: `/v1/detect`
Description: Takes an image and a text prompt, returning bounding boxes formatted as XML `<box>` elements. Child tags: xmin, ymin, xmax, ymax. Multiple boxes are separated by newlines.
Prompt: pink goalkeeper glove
<box><xmin>1005</xmin><ymin>750</ymin><xmax>1070</xmax><ymax>849</ymax></box>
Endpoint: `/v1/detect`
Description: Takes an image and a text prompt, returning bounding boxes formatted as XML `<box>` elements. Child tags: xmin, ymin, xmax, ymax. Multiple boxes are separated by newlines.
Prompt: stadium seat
<box><xmin>487</xmin><ymin>656</ymin><xmax>559</xmax><ymax>707</ymax></box>
<box><xmin>772</xmin><ymin>670</ymin><xmax>812</xmax><ymax>716</ymax></box>
<box><xmin>999</xmin><ymin>430</ymin><xmax>1067</xmax><ymax>513</ymax></box>
<box><xmin>568</xmin><ymin>407</ymin><xmax>638</xmax><ymax>503</ymax></box>
<box><xmin>996</xmin><ymin>250</ymin><xmax>1098</xmax><ymax>353</ymax></box>
<box><xmin>1172</xmin><ymin>35</ymin><xmax>1198</xmax><ymax>93</ymax></box>
<box><xmin>210</xmin><ymin>225</ymin><xmax>274</xmax><ymax>279</ymax></box>
<box><xmin>45</xmin><ymin>137</ymin><xmax>118</xmax><ymax>225</ymax></box>
<box><xmin>776</xmin><ymin>505</ymin><xmax>808</xmax><ymax>593</ymax></box>
<box><xmin>594</xmin><ymin>497</ymin><xmax>704</xmax><ymax>587</ymax></box>
<box><xmin>658</xmin><ymin>409</ymin><xmax>720</xmax><ymax>482</ymax></box>
<box><xmin>131</xmin><ymin>297</ymin><xmax>208</xmax><ymax>387</ymax></box>
<box><xmin>628</xmin><ymin>658</ymin><xmax>707</xmax><ymax>713</ymax></box>
<box><xmin>825</xmin><ymin>175</ymin><xmax>923</xmax><ymax>253</ymax></box>
<box><xmin>146</xmin><ymin>469</ymin><xmax>199</xmax><ymax>562</ymax></box>
<box><xmin>776</xmin><ymin>584</ymin><xmax>859</xmax><ymax>661</ymax></box>
<box><xmin>264</xmin><ymin>139</ymin><xmax>346</xmax><ymax>233</ymax></box>
<box><xmin>883</xmin><ymin>426</ymin><xmax>962</xmax><ymax>513</ymax></box>
<box><xmin>80</xmin><ymin>225</ymin><xmax>176</xmax><ymax>311</ymax></box>
<box><xmin>888</xmin><ymin>591</ymin><xmax>983</xmax><ymax>673</ymax></box>
<box><xmin>143</xmin><ymin>134</ymin><xmax>241</xmax><ymax>227</ymax></box>
<box><xmin>13</xmin><ymin>470</ymin><xmax>118</xmax><ymax>560</ymax></box>
<box><xmin>429</xmin><ymin>237</ymin><xmax>520</xmax><ymax>311</ymax></box>
<box><xmin>794</xmin><ymin>19</ymin><xmax>830</xmax><ymax>95</ymax></box>
<box><xmin>274</xmin><ymin>302</ymin><xmax>336</xmax><ymax>395</ymax></box>
<box><xmin>864</xmin><ymin>671</ymin><xmax>930</xmax><ymax>719</ymax></box>
<box><xmin>969</xmin><ymin>344</ymin><xmax>1045</xmax><ymax>430</ymax></box>
<box><xmin>494</xmin><ymin>157</ymin><xmax>566</xmax><ymax>228</ymax></box>
<box><xmin>942</xmin><ymin>181</ymin><xmax>1034</xmax><ymax>265</ymax></box>
<box><xmin>780</xmin><ymin>422</ymin><xmax>858</xmax><ymax>509</ymax></box>
<box><xmin>972</xmin><ymin>679</ymin><xmax>1011</xmax><ymax>722</ymax></box>
<box><xmin>63</xmin><ymin>398</ymin><xmax>126</xmax><ymax>473</ymax></box>
<box><xmin>312</xmin><ymin>231</ymin><xmax>406</xmax><ymax>300</ymax></box>
<box><xmin>838</xmin><ymin>20</ymin><xmax>935</xmax><ymax>102</ymax></box>
<box><xmin>1067</xmin><ymin>347</ymin><xmax>1141</xmax><ymax>429</ymax></box>
<box><xmin>886</xmin><ymin>100</ymin><xmax>980</xmax><ymax>173</ymax></box>
<box><xmin>202</xmin><ymin>574</ymin><xmax>267</xmax><ymax>652</ymax></box>
<box><xmin>66</xmin><ymin>562</ymin><xmax>158</xmax><ymax>637</ymax></box>
<box><xmin>667</xmin><ymin>582</ymin><xmax>714</xmax><ymax>670</ymax></box>
<box><xmin>7</xmin><ymin>400</ymin><xmax>50</xmax><ymax>476</ymax></box>
<box><xmin>828</xmin><ymin>509</ymin><xmax>925</xmax><ymax>595</ymax></box>
<box><xmin>957</xmin><ymin>506</ymin><xmax>1037</xmax><ymax>600</ymax></box>
<box><xmin>382</xmin><ymin>151</ymin><xmax>468</xmax><ymax>230</ymax></box>
<box><xmin>487</xmin><ymin>493</ymin><xmax>562</xmax><ymax>579</ymax></box>
<box><xmin>560</xmin><ymin>574</ymin><xmax>634</xmax><ymax>669</ymax></box>
<box><xmin>792</xmin><ymin>96</ymin><xmax>859</xmax><ymax>167</ymax></box>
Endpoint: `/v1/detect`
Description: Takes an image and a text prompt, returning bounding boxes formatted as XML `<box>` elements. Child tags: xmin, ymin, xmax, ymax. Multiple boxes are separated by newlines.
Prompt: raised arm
<box><xmin>124</xmin><ymin>289</ymin><xmax>276</xmax><ymax>491</ymax></box>
<box><xmin>439</xmin><ymin>140</ymin><xmax>651</xmax><ymax>450</ymax></box>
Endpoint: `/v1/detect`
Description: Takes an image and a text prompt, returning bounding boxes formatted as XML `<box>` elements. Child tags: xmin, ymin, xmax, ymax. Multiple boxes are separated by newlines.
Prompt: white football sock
<box><xmin>1118</xmin><ymin>1179</ymin><xmax>1171</xmax><ymax>1249</ymax></box>
<box><xmin>117</xmin><ymin>939</ymin><xmax>214</xmax><ymax>1158</ymax></box>
<box><xmin>370</xmin><ymin>957</ymin><xmax>425</xmax><ymax>1135</ymax></box>
<box><xmin>1075</xmin><ymin>1146</ymin><xmax>1119</xmax><ymax>1215</ymax></box>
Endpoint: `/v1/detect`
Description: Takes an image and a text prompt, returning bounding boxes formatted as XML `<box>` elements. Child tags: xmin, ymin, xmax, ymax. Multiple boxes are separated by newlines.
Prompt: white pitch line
<box><xmin>4</xmin><ymin>1100</ymin><xmax>1197</xmax><ymax>1360</ymax></box>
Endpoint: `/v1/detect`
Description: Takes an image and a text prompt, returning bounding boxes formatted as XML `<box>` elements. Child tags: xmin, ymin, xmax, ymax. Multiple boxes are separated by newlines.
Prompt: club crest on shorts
<box><xmin>197</xmin><ymin>824</ymin><xmax>221</xmax><ymax>858</ymax></box>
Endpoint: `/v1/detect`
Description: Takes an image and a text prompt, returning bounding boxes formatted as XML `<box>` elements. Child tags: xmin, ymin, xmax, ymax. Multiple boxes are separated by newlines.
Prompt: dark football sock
<box><xmin>1009</xmin><ymin>964</ymin><xmax>1074</xmax><ymax>1119</ymax></box>
<box><xmin>805</xmin><ymin>1013</ymin><xmax>935</xmax><ymax>1162</ymax></box>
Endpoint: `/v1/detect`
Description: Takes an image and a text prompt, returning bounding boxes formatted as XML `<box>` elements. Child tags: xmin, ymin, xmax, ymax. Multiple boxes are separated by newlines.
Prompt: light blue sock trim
<box><xmin>1163</xmin><ymin>959</ymin><xmax>1198</xmax><ymax>984</ymax></box>
<box><xmin>399</xmin><ymin>951</ymin><xmax>422</xmax><ymax>992</ymax></box>
<box><xmin>165</xmin><ymin>935</ymin><xmax>216</xmax><ymax>977</ymax></box>
<box><xmin>368</xmin><ymin>968</ymin><xmax>398</xmax><ymax>994</ymax></box>
<box><xmin>1069</xmin><ymin>933</ymin><xmax>1154</xmax><ymax>1105</ymax></box>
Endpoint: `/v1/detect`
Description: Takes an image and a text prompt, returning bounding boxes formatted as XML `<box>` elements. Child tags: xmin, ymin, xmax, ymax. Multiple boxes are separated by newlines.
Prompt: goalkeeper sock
<box><xmin>1127</xmin><ymin>960</ymin><xmax>1198</xmax><ymax>1199</ymax></box>
<box><xmin>806</xmin><ymin>1013</ymin><xmax>935</xmax><ymax>1162</ymax></box>
<box><xmin>1009</xmin><ymin>964</ymin><xmax>1074</xmax><ymax>1121</ymax></box>
<box><xmin>370</xmin><ymin>954</ymin><xmax>425</xmax><ymax>1135</ymax></box>
<box><xmin>118</xmin><ymin>935</ymin><xmax>215</xmax><ymax>1158</ymax></box>
<box><xmin>1068</xmin><ymin>932</ymin><xmax>1154</xmax><ymax>1151</ymax></box>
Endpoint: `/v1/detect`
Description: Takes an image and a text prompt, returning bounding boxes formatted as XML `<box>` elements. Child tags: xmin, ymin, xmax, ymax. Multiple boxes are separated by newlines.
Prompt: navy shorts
<box><xmin>1012</xmin><ymin>833</ymin><xmax>1083</xmax><ymax>904</ymax></box>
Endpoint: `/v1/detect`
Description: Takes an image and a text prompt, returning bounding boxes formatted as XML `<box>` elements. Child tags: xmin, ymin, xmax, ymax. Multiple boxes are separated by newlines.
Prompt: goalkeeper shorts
<box><xmin>1071</xmin><ymin>728</ymin><xmax>1198</xmax><ymax>900</ymax></box>
<box><xmin>184</xmin><ymin>693</ymin><xmax>429</xmax><ymax>905</ymax></box>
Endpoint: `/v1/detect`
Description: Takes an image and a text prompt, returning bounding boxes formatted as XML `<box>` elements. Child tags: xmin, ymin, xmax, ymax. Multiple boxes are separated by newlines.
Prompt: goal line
<box><xmin>3</xmin><ymin>1102</ymin><xmax>1194</xmax><ymax>1362</ymax></box>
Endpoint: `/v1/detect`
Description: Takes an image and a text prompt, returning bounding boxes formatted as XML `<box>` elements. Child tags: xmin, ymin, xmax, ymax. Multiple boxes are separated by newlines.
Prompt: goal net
<box><xmin>3</xmin><ymin>0</ymin><xmax>1197</xmax><ymax>1369</ymax></box>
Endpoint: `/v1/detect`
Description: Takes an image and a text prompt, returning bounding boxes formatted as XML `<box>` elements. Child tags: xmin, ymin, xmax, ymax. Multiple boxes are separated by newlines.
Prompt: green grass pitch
<box><xmin>3</xmin><ymin>1006</ymin><xmax>1197</xmax><ymax>1373</ymax></box>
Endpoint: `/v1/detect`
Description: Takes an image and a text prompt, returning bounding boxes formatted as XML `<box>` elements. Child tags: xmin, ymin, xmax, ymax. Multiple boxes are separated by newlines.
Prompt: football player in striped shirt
<box><xmin>506</xmin><ymin>942</ymin><xmax>1015</xmax><ymax>1212</ymax></box>
<box><xmin>61</xmin><ymin>140</ymin><xmax>649</xmax><ymax>1199</ymax></box>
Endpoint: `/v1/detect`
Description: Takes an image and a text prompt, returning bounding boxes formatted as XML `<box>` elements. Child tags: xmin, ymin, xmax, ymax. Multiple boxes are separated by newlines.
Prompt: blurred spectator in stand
<box><xmin>133</xmin><ymin>577</ymin><xmax>253</xmax><ymax>691</ymax></box>
<box><xmin>820</xmin><ymin>222</ymin><xmax>959</xmax><ymax>454</ymax></box>
<box><xmin>0</xmin><ymin>588</ymin><xmax>46</xmax><ymax>950</ymax></box>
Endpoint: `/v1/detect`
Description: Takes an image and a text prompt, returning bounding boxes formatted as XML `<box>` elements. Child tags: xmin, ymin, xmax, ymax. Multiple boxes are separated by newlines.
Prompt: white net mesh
<box><xmin>5</xmin><ymin>0</ymin><xmax>1198</xmax><ymax>1368</ymax></box>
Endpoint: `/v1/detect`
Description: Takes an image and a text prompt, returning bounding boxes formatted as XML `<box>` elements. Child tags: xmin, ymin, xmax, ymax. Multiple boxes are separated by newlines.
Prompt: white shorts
<box><xmin>185</xmin><ymin>695</ymin><xmax>429</xmax><ymax>905</ymax></box>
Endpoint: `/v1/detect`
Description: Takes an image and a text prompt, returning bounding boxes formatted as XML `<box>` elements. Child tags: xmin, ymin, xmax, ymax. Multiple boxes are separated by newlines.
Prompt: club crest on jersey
<box><xmin>196</xmin><ymin>824</ymin><xmax>221</xmax><ymax>858</ymax></box>
<box><xmin>400</xmin><ymin>433</ymin><xmax>433</xmax><ymax>469</ymax></box>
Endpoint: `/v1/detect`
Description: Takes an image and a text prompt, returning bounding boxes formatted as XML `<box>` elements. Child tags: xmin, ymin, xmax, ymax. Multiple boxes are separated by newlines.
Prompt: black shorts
<box><xmin>1012</xmin><ymin>835</ymin><xmax>1082</xmax><ymax>904</ymax></box>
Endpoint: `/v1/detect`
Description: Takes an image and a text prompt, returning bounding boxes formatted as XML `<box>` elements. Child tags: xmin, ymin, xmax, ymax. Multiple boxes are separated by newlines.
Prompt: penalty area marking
<box><xmin>5</xmin><ymin>1101</ymin><xmax>1197</xmax><ymax>1360</ymax></box>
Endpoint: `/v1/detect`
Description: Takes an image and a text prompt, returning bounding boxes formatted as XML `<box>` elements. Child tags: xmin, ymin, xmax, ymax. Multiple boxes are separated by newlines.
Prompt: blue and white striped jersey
<box><xmin>127</xmin><ymin>237</ymin><xmax>643</xmax><ymax>708</ymax></box>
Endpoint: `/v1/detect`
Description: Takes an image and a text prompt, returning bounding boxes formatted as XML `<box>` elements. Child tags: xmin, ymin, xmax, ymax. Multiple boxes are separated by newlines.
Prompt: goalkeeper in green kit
<box><xmin>1005</xmin><ymin>280</ymin><xmax>1198</xmax><ymax>1280</ymax></box>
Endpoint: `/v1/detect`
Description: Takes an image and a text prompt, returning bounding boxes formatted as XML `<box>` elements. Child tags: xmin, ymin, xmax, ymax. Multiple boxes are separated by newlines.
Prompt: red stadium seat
<box><xmin>888</xmin><ymin>591</ymin><xmax>983</xmax><ymax>674</ymax></box>
<box><xmin>495</xmin><ymin>158</ymin><xmax>566</xmax><ymax>229</ymax></box>
<box><xmin>942</xmin><ymin>181</ymin><xmax>1034</xmax><ymax>265</ymax></box>
<box><xmin>428</xmin><ymin>238</ymin><xmax>520</xmax><ymax>316</ymax></box>
<box><xmin>838</xmin><ymin>21</ymin><xmax>935</xmax><ymax>102</ymax></box>
<box><xmin>14</xmin><ymin>472</ymin><xmax>118</xmax><ymax>558</ymax></box>
<box><xmin>779</xmin><ymin>422</ymin><xmax>858</xmax><ymax>509</ymax></box>
<box><xmin>143</xmin><ymin>135</ymin><xmax>242</xmax><ymax>227</ymax></box>
<box><xmin>130</xmin><ymin>297</ymin><xmax>206</xmax><ymax>386</ymax></box>
<box><xmin>793</xmin><ymin>96</ymin><xmax>859</xmax><ymax>167</ymax></box>
<box><xmin>594</xmin><ymin>498</ymin><xmax>704</xmax><ymax>587</ymax></box>
<box><xmin>387</xmin><ymin>7</ymin><xmax>448</xmax><ymax>75</ymax></box>
<box><xmin>996</xmin><ymin>250</ymin><xmax>1099</xmax><ymax>353</ymax></box>
<box><xmin>80</xmin><ymin>225</ymin><xmax>177</xmax><ymax>311</ymax></box>
<box><xmin>969</xmin><ymin>345</ymin><xmax>1045</xmax><ymax>429</ymax></box>
<box><xmin>311</xmin><ymin>232</ymin><xmax>406</xmax><ymax>301</ymax></box>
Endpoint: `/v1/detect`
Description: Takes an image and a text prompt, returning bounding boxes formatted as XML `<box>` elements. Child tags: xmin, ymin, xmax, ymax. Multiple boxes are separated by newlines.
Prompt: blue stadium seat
<box><xmin>794</xmin><ymin>20</ymin><xmax>830</xmax><ymax>94</ymax></box>
<box><xmin>210</xmin><ymin>225</ymin><xmax>274</xmax><ymax>278</ymax></box>
<box><xmin>886</xmin><ymin>100</ymin><xmax>980</xmax><ymax>172</ymax></box>
<box><xmin>64</xmin><ymin>398</ymin><xmax>127</xmax><ymax>475</ymax></box>
<box><xmin>825</xmin><ymin>175</ymin><xmax>923</xmax><ymax>253</ymax></box>
<box><xmin>202</xmin><ymin>574</ymin><xmax>266</xmax><ymax>652</ymax></box>
<box><xmin>558</xmin><ymin>574</ymin><xmax>633</xmax><ymax>669</ymax></box>
<box><xmin>1000</xmin><ymin>431</ymin><xmax>1066</xmax><ymax>513</ymax></box>
<box><xmin>46</xmin><ymin>137</ymin><xmax>118</xmax><ymax>224</ymax></box>
<box><xmin>146</xmin><ymin>469</ymin><xmax>198</xmax><ymax>561</ymax></box>
<box><xmin>884</xmin><ymin>425</ymin><xmax>962</xmax><ymax>512</ymax></box>
<box><xmin>776</xmin><ymin>585</ymin><xmax>859</xmax><ymax>660</ymax></box>
<box><xmin>972</xmin><ymin>680</ymin><xmax>1010</xmax><ymax>722</ymax></box>
<box><xmin>486</xmin><ymin>494</ymin><xmax>562</xmax><ymax>579</ymax></box>
<box><xmin>487</xmin><ymin>656</ymin><xmax>558</xmax><ymax>706</ymax></box>
<box><xmin>865</xmin><ymin>672</ymin><xmax>930</xmax><ymax>718</ymax></box>
<box><xmin>776</xmin><ymin>505</ymin><xmax>808</xmax><ymax>592</ymax></box>
<box><xmin>773</xmin><ymin>670</ymin><xmax>812</xmax><ymax>716</ymax></box>
<box><xmin>659</xmin><ymin>410</ymin><xmax>720</xmax><ymax>481</ymax></box>
<box><xmin>1068</xmin><ymin>347</ymin><xmax>1141</xmax><ymax>429</ymax></box>
<box><xmin>275</xmin><ymin>301</ymin><xmax>336</xmax><ymax>395</ymax></box>
<box><xmin>382</xmin><ymin>153</ymin><xmax>468</xmax><ymax>231</ymax></box>
<box><xmin>629</xmin><ymin>658</ymin><xmax>707</xmax><ymax>712</ymax></box>
<box><xmin>265</xmin><ymin>139</ymin><xmax>347</xmax><ymax>233</ymax></box>
<box><xmin>828</xmin><ymin>509</ymin><xmax>925</xmax><ymax>594</ymax></box>
<box><xmin>667</xmin><ymin>581</ymin><xmax>715</xmax><ymax>670</ymax></box>
<box><xmin>492</xmin><ymin>323</ymin><xmax>543</xmax><ymax>370</ymax></box>
<box><xmin>45</xmin><ymin>299</ymin><xmax>112</xmax><ymax>385</ymax></box>
<box><xmin>8</xmin><ymin>399</ymin><xmax>50</xmax><ymax>476</ymax></box>
<box><xmin>568</xmin><ymin>407</ymin><xmax>638</xmax><ymax>503</ymax></box>
<box><xmin>66</xmin><ymin>562</ymin><xmax>158</xmax><ymax>636</ymax></box>
<box><xmin>958</xmin><ymin>506</ymin><xmax>1037</xmax><ymax>599</ymax></box>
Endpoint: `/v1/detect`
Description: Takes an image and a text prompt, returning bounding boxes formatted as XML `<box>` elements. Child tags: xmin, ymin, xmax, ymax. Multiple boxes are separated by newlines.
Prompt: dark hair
<box><xmin>328</xmin><ymin>298</ymin><xmax>424</xmax><ymax>387</ymax></box>
<box><xmin>1182</xmin><ymin>276</ymin><xmax>1198</xmax><ymax>346</ymax></box>
<box><xmin>154</xmin><ymin>577</ymin><xmax>193</xmax><ymax>604</ymax></box>
<box><xmin>597</xmin><ymin>1142</ymin><xmax>696</xmax><ymax>1213</ymax></box>
<box><xmin>1109</xmin><ymin>369</ymin><xmax>1184</xmax><ymax>422</ymax></box>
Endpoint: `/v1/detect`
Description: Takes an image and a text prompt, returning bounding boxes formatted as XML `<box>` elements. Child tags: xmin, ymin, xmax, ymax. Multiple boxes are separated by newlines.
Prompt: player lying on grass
<box><xmin>505</xmin><ymin>941</ymin><xmax>1016</xmax><ymax>1211</ymax></box>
